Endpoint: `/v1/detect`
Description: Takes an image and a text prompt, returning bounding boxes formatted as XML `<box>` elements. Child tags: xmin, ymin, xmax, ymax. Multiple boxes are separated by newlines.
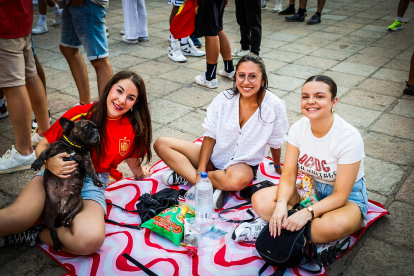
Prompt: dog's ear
<box><xmin>59</xmin><ymin>117</ymin><xmax>75</xmax><ymax>131</ymax></box>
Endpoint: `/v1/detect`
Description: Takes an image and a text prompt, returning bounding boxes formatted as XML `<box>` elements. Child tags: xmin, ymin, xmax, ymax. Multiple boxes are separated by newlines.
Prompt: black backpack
<box><xmin>106</xmin><ymin>188</ymin><xmax>187</xmax><ymax>229</ymax></box>
<box><xmin>255</xmin><ymin>203</ymin><xmax>322</xmax><ymax>276</ymax></box>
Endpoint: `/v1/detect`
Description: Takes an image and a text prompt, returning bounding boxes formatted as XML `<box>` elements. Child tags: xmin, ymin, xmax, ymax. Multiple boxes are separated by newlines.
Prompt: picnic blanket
<box><xmin>37</xmin><ymin>138</ymin><xmax>389</xmax><ymax>276</ymax></box>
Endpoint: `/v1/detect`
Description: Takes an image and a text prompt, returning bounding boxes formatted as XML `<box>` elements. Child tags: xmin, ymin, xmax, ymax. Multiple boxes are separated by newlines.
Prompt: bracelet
<box><xmin>134</xmin><ymin>173</ymin><xmax>145</xmax><ymax>181</ymax></box>
<box><xmin>274</xmin><ymin>164</ymin><xmax>281</xmax><ymax>169</ymax></box>
<box><xmin>196</xmin><ymin>170</ymin><xmax>206</xmax><ymax>175</ymax></box>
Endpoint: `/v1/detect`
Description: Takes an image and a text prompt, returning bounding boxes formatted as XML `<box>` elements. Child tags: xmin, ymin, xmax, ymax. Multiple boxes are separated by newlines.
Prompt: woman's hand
<box><xmin>282</xmin><ymin>209</ymin><xmax>312</xmax><ymax>232</ymax></box>
<box><xmin>45</xmin><ymin>152</ymin><xmax>78</xmax><ymax>178</ymax></box>
<box><xmin>269</xmin><ymin>201</ymin><xmax>287</xmax><ymax>237</ymax></box>
<box><xmin>142</xmin><ymin>166</ymin><xmax>152</xmax><ymax>178</ymax></box>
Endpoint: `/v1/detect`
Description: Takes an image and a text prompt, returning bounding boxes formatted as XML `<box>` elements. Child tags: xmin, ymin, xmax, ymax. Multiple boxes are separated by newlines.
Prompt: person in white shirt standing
<box><xmin>240</xmin><ymin>75</ymin><xmax>368</xmax><ymax>267</ymax></box>
<box><xmin>154</xmin><ymin>53</ymin><xmax>289</xmax><ymax>210</ymax></box>
<box><xmin>121</xmin><ymin>0</ymin><xmax>148</xmax><ymax>44</ymax></box>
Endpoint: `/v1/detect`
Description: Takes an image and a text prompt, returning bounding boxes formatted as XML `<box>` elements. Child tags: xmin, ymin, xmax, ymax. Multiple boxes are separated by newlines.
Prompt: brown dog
<box><xmin>32</xmin><ymin>117</ymin><xmax>102</xmax><ymax>252</ymax></box>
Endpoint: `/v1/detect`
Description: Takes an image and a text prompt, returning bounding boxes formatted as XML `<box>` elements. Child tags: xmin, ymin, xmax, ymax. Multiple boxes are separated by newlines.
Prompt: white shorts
<box><xmin>168</xmin><ymin>0</ymin><xmax>183</xmax><ymax>7</ymax></box>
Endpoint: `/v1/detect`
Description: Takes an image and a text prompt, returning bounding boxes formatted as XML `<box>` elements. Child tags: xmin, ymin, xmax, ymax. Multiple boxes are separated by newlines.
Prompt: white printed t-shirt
<box><xmin>288</xmin><ymin>113</ymin><xmax>365</xmax><ymax>185</ymax></box>
<box><xmin>203</xmin><ymin>89</ymin><xmax>289</xmax><ymax>170</ymax></box>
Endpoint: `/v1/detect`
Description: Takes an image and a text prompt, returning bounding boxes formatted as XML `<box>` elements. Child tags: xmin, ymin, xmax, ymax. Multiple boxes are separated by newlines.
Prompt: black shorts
<box><xmin>214</xmin><ymin>164</ymin><xmax>259</xmax><ymax>180</ymax></box>
<box><xmin>193</xmin><ymin>0</ymin><xmax>226</xmax><ymax>37</ymax></box>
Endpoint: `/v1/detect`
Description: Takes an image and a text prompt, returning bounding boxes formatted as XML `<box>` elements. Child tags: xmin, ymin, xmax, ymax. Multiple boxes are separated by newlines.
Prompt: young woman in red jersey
<box><xmin>0</xmin><ymin>71</ymin><xmax>152</xmax><ymax>255</ymax></box>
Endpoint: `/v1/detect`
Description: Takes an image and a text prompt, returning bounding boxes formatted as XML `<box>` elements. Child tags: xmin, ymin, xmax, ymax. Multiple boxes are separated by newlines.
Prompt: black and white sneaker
<box><xmin>0</xmin><ymin>102</ymin><xmax>8</xmax><ymax>120</ymax></box>
<box><xmin>32</xmin><ymin>109</ymin><xmax>51</xmax><ymax>130</ymax></box>
<box><xmin>0</xmin><ymin>223</ymin><xmax>44</xmax><ymax>248</ymax></box>
<box><xmin>212</xmin><ymin>188</ymin><xmax>227</xmax><ymax>209</ymax></box>
<box><xmin>180</xmin><ymin>38</ymin><xmax>206</xmax><ymax>57</ymax></box>
<box><xmin>315</xmin><ymin>236</ymin><xmax>351</xmax><ymax>266</ymax></box>
<box><xmin>232</xmin><ymin>217</ymin><xmax>267</xmax><ymax>242</ymax></box>
<box><xmin>161</xmin><ymin>169</ymin><xmax>189</xmax><ymax>186</ymax></box>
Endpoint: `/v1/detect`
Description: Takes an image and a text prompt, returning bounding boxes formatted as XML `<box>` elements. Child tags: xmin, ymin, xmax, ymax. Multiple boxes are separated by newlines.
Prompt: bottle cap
<box><xmin>200</xmin><ymin>172</ymin><xmax>208</xmax><ymax>178</ymax></box>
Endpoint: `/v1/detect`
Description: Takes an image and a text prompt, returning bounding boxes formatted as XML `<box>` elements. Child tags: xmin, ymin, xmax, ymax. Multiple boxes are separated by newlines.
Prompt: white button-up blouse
<box><xmin>202</xmin><ymin>89</ymin><xmax>289</xmax><ymax>170</ymax></box>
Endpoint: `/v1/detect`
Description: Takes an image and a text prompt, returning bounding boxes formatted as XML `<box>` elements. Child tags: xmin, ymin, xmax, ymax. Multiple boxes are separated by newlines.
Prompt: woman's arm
<box><xmin>270</xmin><ymin>147</ymin><xmax>282</xmax><ymax>175</ymax></box>
<box><xmin>198</xmin><ymin>136</ymin><xmax>216</xmax><ymax>173</ymax></box>
<box><xmin>282</xmin><ymin>161</ymin><xmax>361</xmax><ymax>232</ymax></box>
<box><xmin>270</xmin><ymin>143</ymin><xmax>300</xmax><ymax>236</ymax></box>
<box><xmin>126</xmin><ymin>158</ymin><xmax>152</xmax><ymax>180</ymax></box>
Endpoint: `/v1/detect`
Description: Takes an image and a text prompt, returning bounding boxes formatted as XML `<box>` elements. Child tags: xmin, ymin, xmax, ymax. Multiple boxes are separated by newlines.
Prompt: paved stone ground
<box><xmin>1</xmin><ymin>0</ymin><xmax>414</xmax><ymax>274</ymax></box>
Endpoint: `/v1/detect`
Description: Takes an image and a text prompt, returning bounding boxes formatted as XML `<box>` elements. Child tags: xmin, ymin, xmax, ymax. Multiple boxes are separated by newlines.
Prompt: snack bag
<box><xmin>141</xmin><ymin>203</ymin><xmax>195</xmax><ymax>246</ymax></box>
<box><xmin>298</xmin><ymin>174</ymin><xmax>319</xmax><ymax>208</ymax></box>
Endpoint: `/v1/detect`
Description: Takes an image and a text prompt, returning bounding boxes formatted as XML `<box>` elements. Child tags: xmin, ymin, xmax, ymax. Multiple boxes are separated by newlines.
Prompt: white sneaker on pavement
<box><xmin>232</xmin><ymin>217</ymin><xmax>268</xmax><ymax>242</ymax></box>
<box><xmin>122</xmin><ymin>35</ymin><xmax>138</xmax><ymax>44</ymax></box>
<box><xmin>168</xmin><ymin>41</ymin><xmax>187</xmax><ymax>63</ymax></box>
<box><xmin>195</xmin><ymin>72</ymin><xmax>218</xmax><ymax>89</ymax></box>
<box><xmin>232</xmin><ymin>48</ymin><xmax>250</xmax><ymax>58</ymax></box>
<box><xmin>273</xmin><ymin>3</ymin><xmax>282</xmax><ymax>12</ymax></box>
<box><xmin>32</xmin><ymin>23</ymin><xmax>48</xmax><ymax>35</ymax></box>
<box><xmin>0</xmin><ymin>146</ymin><xmax>36</xmax><ymax>174</ymax></box>
<box><xmin>53</xmin><ymin>9</ymin><xmax>63</xmax><ymax>26</ymax></box>
<box><xmin>161</xmin><ymin>169</ymin><xmax>189</xmax><ymax>186</ymax></box>
<box><xmin>120</xmin><ymin>30</ymin><xmax>125</xmax><ymax>35</ymax></box>
<box><xmin>31</xmin><ymin>128</ymin><xmax>44</xmax><ymax>146</ymax></box>
<box><xmin>218</xmin><ymin>69</ymin><xmax>235</xmax><ymax>80</ymax></box>
<box><xmin>180</xmin><ymin>38</ymin><xmax>206</xmax><ymax>57</ymax></box>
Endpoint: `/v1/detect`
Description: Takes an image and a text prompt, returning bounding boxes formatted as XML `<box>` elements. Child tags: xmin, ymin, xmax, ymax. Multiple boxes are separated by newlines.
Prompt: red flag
<box><xmin>169</xmin><ymin>0</ymin><xmax>198</xmax><ymax>39</ymax></box>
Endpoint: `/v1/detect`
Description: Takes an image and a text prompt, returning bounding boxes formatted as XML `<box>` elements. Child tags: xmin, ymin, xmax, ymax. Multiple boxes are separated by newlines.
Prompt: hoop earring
<box><xmin>331</xmin><ymin>107</ymin><xmax>334</xmax><ymax>114</ymax></box>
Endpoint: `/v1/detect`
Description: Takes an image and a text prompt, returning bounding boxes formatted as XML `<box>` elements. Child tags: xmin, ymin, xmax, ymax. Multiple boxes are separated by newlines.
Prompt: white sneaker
<box><xmin>0</xmin><ymin>146</ymin><xmax>36</xmax><ymax>174</ymax></box>
<box><xmin>168</xmin><ymin>41</ymin><xmax>187</xmax><ymax>63</ymax></box>
<box><xmin>122</xmin><ymin>35</ymin><xmax>138</xmax><ymax>44</ymax></box>
<box><xmin>31</xmin><ymin>128</ymin><xmax>44</xmax><ymax>146</ymax></box>
<box><xmin>120</xmin><ymin>30</ymin><xmax>125</xmax><ymax>35</ymax></box>
<box><xmin>195</xmin><ymin>72</ymin><xmax>218</xmax><ymax>89</ymax></box>
<box><xmin>273</xmin><ymin>3</ymin><xmax>282</xmax><ymax>12</ymax></box>
<box><xmin>232</xmin><ymin>48</ymin><xmax>250</xmax><ymax>58</ymax></box>
<box><xmin>180</xmin><ymin>38</ymin><xmax>206</xmax><ymax>57</ymax></box>
<box><xmin>232</xmin><ymin>217</ymin><xmax>267</xmax><ymax>242</ymax></box>
<box><xmin>161</xmin><ymin>169</ymin><xmax>189</xmax><ymax>186</ymax></box>
<box><xmin>32</xmin><ymin>23</ymin><xmax>48</xmax><ymax>35</ymax></box>
<box><xmin>218</xmin><ymin>69</ymin><xmax>235</xmax><ymax>80</ymax></box>
<box><xmin>212</xmin><ymin>188</ymin><xmax>227</xmax><ymax>209</ymax></box>
<box><xmin>261</xmin><ymin>4</ymin><xmax>267</xmax><ymax>10</ymax></box>
<box><xmin>53</xmin><ymin>9</ymin><xmax>63</xmax><ymax>26</ymax></box>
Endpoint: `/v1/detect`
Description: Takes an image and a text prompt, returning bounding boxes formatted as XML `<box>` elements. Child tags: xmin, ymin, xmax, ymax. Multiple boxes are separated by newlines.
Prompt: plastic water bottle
<box><xmin>195</xmin><ymin>172</ymin><xmax>213</xmax><ymax>232</ymax></box>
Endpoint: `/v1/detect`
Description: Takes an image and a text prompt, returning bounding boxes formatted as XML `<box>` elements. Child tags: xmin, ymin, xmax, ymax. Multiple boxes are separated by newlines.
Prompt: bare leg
<box><xmin>34</xmin><ymin>55</ymin><xmax>46</xmax><ymax>93</ymax></box>
<box><xmin>205</xmin><ymin>36</ymin><xmax>220</xmax><ymax>64</ymax></box>
<box><xmin>47</xmin><ymin>0</ymin><xmax>56</xmax><ymax>7</ymax></box>
<box><xmin>317</xmin><ymin>0</ymin><xmax>326</xmax><ymax>13</ymax></box>
<box><xmin>218</xmin><ymin>30</ymin><xmax>232</xmax><ymax>61</ymax></box>
<box><xmin>0</xmin><ymin>175</ymin><xmax>45</xmax><ymax>237</ymax></box>
<box><xmin>397</xmin><ymin>0</ymin><xmax>410</xmax><ymax>17</ymax></box>
<box><xmin>25</xmin><ymin>75</ymin><xmax>49</xmax><ymax>136</ymax></box>
<box><xmin>299</xmin><ymin>0</ymin><xmax>307</xmax><ymax>10</ymax></box>
<box><xmin>90</xmin><ymin>57</ymin><xmax>113</xmax><ymax>97</ymax></box>
<box><xmin>38</xmin><ymin>0</ymin><xmax>48</xmax><ymax>15</ymax></box>
<box><xmin>59</xmin><ymin>45</ymin><xmax>91</xmax><ymax>105</ymax></box>
<box><xmin>40</xmin><ymin>200</ymin><xmax>106</xmax><ymax>255</ymax></box>
<box><xmin>407</xmin><ymin>52</ymin><xmax>414</xmax><ymax>87</ymax></box>
<box><xmin>289</xmin><ymin>0</ymin><xmax>295</xmax><ymax>4</ymax></box>
<box><xmin>2</xmin><ymin>86</ymin><xmax>33</xmax><ymax>155</ymax></box>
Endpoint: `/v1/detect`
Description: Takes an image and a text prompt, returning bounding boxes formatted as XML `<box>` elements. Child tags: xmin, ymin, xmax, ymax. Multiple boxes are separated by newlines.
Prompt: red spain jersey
<box><xmin>44</xmin><ymin>104</ymin><xmax>140</xmax><ymax>173</ymax></box>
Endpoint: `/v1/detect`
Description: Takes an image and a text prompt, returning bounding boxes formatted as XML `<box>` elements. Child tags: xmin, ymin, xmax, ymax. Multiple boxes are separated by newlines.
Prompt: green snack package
<box><xmin>141</xmin><ymin>204</ymin><xmax>194</xmax><ymax>246</ymax></box>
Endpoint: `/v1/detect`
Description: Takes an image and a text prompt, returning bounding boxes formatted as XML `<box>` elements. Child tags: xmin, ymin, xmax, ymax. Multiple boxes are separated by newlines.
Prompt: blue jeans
<box><xmin>60</xmin><ymin>0</ymin><xmax>108</xmax><ymax>60</ymax></box>
<box><xmin>314</xmin><ymin>177</ymin><xmax>368</xmax><ymax>227</ymax></box>
<box><xmin>32</xmin><ymin>170</ymin><xmax>110</xmax><ymax>215</ymax></box>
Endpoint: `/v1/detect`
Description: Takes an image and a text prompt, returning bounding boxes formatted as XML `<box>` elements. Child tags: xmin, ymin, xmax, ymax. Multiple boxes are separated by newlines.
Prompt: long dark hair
<box><xmin>228</xmin><ymin>53</ymin><xmax>269</xmax><ymax>123</ymax></box>
<box><xmin>87</xmin><ymin>71</ymin><xmax>152</xmax><ymax>165</ymax></box>
<box><xmin>304</xmin><ymin>75</ymin><xmax>337</xmax><ymax>99</ymax></box>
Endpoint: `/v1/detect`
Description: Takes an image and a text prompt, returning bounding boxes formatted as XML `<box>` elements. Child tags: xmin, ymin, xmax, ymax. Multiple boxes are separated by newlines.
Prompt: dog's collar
<box><xmin>59</xmin><ymin>135</ymin><xmax>88</xmax><ymax>151</ymax></box>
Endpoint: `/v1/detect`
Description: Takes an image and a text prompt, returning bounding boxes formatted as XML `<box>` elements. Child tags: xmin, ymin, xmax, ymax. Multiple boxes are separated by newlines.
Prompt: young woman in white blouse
<box><xmin>154</xmin><ymin>53</ymin><xmax>289</xmax><ymax>209</ymax></box>
<box><xmin>236</xmin><ymin>75</ymin><xmax>368</xmax><ymax>266</ymax></box>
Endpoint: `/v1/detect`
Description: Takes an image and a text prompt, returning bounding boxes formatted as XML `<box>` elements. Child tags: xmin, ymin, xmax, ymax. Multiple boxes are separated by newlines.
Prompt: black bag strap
<box><xmin>107</xmin><ymin>202</ymin><xmax>157</xmax><ymax>214</ymax></box>
<box><xmin>258</xmin><ymin>263</ymin><xmax>287</xmax><ymax>276</ymax></box>
<box><xmin>258</xmin><ymin>263</ymin><xmax>269</xmax><ymax>276</ymax></box>
<box><xmin>218</xmin><ymin>202</ymin><xmax>255</xmax><ymax>223</ymax></box>
<box><xmin>122</xmin><ymin>253</ymin><xmax>158</xmax><ymax>276</ymax></box>
<box><xmin>298</xmin><ymin>222</ymin><xmax>323</xmax><ymax>273</ymax></box>
<box><xmin>105</xmin><ymin>218</ymin><xmax>142</xmax><ymax>230</ymax></box>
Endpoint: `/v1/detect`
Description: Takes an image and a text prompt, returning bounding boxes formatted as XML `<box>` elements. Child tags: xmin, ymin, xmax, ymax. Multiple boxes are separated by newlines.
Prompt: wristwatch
<box><xmin>307</xmin><ymin>206</ymin><xmax>314</xmax><ymax>221</ymax></box>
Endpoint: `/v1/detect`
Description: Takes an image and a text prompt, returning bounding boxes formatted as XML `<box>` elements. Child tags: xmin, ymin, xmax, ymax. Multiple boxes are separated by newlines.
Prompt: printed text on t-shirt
<box><xmin>298</xmin><ymin>154</ymin><xmax>337</xmax><ymax>179</ymax></box>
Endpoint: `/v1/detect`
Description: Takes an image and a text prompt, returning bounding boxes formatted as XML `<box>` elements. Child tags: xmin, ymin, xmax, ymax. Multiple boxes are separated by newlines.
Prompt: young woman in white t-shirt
<box><xmin>154</xmin><ymin>53</ymin><xmax>289</xmax><ymax>210</ymax></box>
<box><xmin>233</xmin><ymin>75</ymin><xmax>368</xmax><ymax>266</ymax></box>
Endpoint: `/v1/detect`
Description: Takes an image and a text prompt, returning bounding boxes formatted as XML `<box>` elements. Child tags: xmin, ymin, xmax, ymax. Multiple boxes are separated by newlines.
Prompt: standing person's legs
<box><xmin>25</xmin><ymin>75</ymin><xmax>50</xmax><ymax>136</ymax></box>
<box><xmin>137</xmin><ymin>0</ymin><xmax>148</xmax><ymax>39</ymax></box>
<box><xmin>307</xmin><ymin>0</ymin><xmax>324</xmax><ymax>24</ymax></box>
<box><xmin>235</xmin><ymin>0</ymin><xmax>250</xmax><ymax>53</ymax></box>
<box><xmin>388</xmin><ymin>0</ymin><xmax>409</xmax><ymax>31</ymax></box>
<box><xmin>404</xmin><ymin>52</ymin><xmax>414</xmax><ymax>96</ymax></box>
<box><xmin>246</xmin><ymin>0</ymin><xmax>262</xmax><ymax>55</ymax></box>
<box><xmin>32</xmin><ymin>0</ymin><xmax>49</xmax><ymax>35</ymax></box>
<box><xmin>123</xmin><ymin>0</ymin><xmax>139</xmax><ymax>41</ymax></box>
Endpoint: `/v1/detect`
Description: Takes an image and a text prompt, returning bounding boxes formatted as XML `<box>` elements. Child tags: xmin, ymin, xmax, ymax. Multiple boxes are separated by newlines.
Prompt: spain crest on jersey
<box><xmin>119</xmin><ymin>137</ymin><xmax>130</xmax><ymax>156</ymax></box>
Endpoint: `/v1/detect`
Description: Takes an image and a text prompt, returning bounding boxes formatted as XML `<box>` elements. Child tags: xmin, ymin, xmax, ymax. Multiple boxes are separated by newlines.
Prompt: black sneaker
<box><xmin>161</xmin><ymin>169</ymin><xmax>189</xmax><ymax>186</ymax></box>
<box><xmin>404</xmin><ymin>81</ymin><xmax>414</xmax><ymax>96</ymax></box>
<box><xmin>315</xmin><ymin>236</ymin><xmax>351</xmax><ymax>266</ymax></box>
<box><xmin>278</xmin><ymin>5</ymin><xmax>295</xmax><ymax>15</ymax></box>
<box><xmin>213</xmin><ymin>188</ymin><xmax>227</xmax><ymax>209</ymax></box>
<box><xmin>32</xmin><ymin>109</ymin><xmax>51</xmax><ymax>130</ymax></box>
<box><xmin>0</xmin><ymin>223</ymin><xmax>45</xmax><ymax>248</ymax></box>
<box><xmin>0</xmin><ymin>102</ymin><xmax>8</xmax><ymax>120</ymax></box>
<box><xmin>286</xmin><ymin>12</ymin><xmax>305</xmax><ymax>22</ymax></box>
<box><xmin>307</xmin><ymin>13</ymin><xmax>321</xmax><ymax>24</ymax></box>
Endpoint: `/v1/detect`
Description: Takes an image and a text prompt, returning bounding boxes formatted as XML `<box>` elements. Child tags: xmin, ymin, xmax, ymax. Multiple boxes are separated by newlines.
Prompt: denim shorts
<box><xmin>30</xmin><ymin>33</ymin><xmax>36</xmax><ymax>56</ymax></box>
<box><xmin>314</xmin><ymin>177</ymin><xmax>368</xmax><ymax>227</ymax></box>
<box><xmin>60</xmin><ymin>0</ymin><xmax>108</xmax><ymax>60</ymax></box>
<box><xmin>32</xmin><ymin>169</ymin><xmax>110</xmax><ymax>215</ymax></box>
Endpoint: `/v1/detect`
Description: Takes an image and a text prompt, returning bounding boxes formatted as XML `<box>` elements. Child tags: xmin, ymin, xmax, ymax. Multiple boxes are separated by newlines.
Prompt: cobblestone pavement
<box><xmin>1</xmin><ymin>0</ymin><xmax>414</xmax><ymax>275</ymax></box>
